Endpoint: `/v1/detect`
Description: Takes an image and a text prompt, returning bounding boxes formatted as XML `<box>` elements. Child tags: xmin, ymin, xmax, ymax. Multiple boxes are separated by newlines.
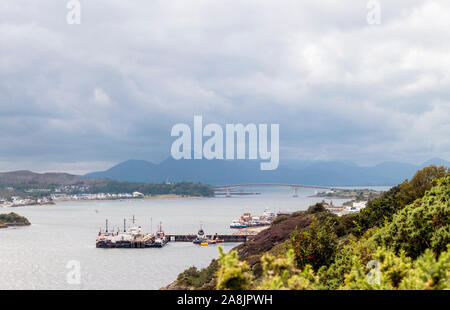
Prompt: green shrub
<box><xmin>176</xmin><ymin>261</ymin><xmax>218</xmax><ymax>289</ymax></box>
<box><xmin>290</xmin><ymin>217</ymin><xmax>338</xmax><ymax>271</ymax></box>
<box><xmin>306</xmin><ymin>203</ymin><xmax>327</xmax><ymax>214</ymax></box>
<box><xmin>375</xmin><ymin>176</ymin><xmax>450</xmax><ymax>258</ymax></box>
<box><xmin>216</xmin><ymin>247</ymin><xmax>252</xmax><ymax>290</ymax></box>
<box><xmin>0</xmin><ymin>212</ymin><xmax>29</xmax><ymax>225</ymax></box>
<box><xmin>356</xmin><ymin>165</ymin><xmax>448</xmax><ymax>234</ymax></box>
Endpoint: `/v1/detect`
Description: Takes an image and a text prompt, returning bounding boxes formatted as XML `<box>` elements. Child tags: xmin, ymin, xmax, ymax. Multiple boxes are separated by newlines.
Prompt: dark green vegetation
<box><xmin>0</xmin><ymin>212</ymin><xmax>30</xmax><ymax>228</ymax></box>
<box><xmin>0</xmin><ymin>170</ymin><xmax>214</xmax><ymax>199</ymax></box>
<box><xmin>171</xmin><ymin>165</ymin><xmax>450</xmax><ymax>290</ymax></box>
<box><xmin>314</xmin><ymin>188</ymin><xmax>382</xmax><ymax>201</ymax></box>
<box><xmin>89</xmin><ymin>181</ymin><xmax>213</xmax><ymax>197</ymax></box>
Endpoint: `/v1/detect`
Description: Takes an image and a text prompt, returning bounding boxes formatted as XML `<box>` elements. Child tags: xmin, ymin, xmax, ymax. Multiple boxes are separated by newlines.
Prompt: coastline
<box><xmin>1</xmin><ymin>194</ymin><xmax>209</xmax><ymax>208</ymax></box>
<box><xmin>52</xmin><ymin>194</ymin><xmax>205</xmax><ymax>203</ymax></box>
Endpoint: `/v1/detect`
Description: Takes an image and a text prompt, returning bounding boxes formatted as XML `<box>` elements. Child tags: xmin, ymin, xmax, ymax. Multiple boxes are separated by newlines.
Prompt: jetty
<box><xmin>95</xmin><ymin>217</ymin><xmax>253</xmax><ymax>248</ymax></box>
<box><xmin>96</xmin><ymin>233</ymin><xmax>250</xmax><ymax>248</ymax></box>
<box><xmin>166</xmin><ymin>234</ymin><xmax>249</xmax><ymax>243</ymax></box>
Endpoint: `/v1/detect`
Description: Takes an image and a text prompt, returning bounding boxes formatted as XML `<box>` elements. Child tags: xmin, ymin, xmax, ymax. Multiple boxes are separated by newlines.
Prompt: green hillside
<box><xmin>171</xmin><ymin>165</ymin><xmax>450</xmax><ymax>290</ymax></box>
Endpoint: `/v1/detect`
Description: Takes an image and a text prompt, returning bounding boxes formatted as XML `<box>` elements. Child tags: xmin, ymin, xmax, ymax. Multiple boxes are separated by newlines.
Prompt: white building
<box><xmin>342</xmin><ymin>201</ymin><xmax>368</xmax><ymax>215</ymax></box>
<box><xmin>133</xmin><ymin>191</ymin><xmax>144</xmax><ymax>198</ymax></box>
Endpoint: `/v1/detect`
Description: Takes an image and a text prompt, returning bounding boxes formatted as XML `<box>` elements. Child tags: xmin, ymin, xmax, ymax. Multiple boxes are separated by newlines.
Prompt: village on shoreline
<box><xmin>0</xmin><ymin>191</ymin><xmax>199</xmax><ymax>208</ymax></box>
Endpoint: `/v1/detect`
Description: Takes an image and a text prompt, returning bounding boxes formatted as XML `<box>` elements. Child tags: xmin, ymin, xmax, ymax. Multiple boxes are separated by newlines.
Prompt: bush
<box><xmin>356</xmin><ymin>165</ymin><xmax>448</xmax><ymax>234</ymax></box>
<box><xmin>306</xmin><ymin>203</ymin><xmax>327</xmax><ymax>214</ymax></box>
<box><xmin>343</xmin><ymin>246</ymin><xmax>450</xmax><ymax>290</ymax></box>
<box><xmin>176</xmin><ymin>261</ymin><xmax>218</xmax><ymax>289</ymax></box>
<box><xmin>290</xmin><ymin>217</ymin><xmax>338</xmax><ymax>271</ymax></box>
<box><xmin>335</xmin><ymin>213</ymin><xmax>359</xmax><ymax>237</ymax></box>
<box><xmin>216</xmin><ymin>247</ymin><xmax>252</xmax><ymax>290</ymax></box>
<box><xmin>0</xmin><ymin>212</ymin><xmax>29</xmax><ymax>225</ymax></box>
<box><xmin>375</xmin><ymin>176</ymin><xmax>450</xmax><ymax>258</ymax></box>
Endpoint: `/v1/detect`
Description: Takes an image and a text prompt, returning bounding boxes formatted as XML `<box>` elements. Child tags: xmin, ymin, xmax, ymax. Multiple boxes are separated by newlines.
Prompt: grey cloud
<box><xmin>0</xmin><ymin>0</ymin><xmax>449</xmax><ymax>173</ymax></box>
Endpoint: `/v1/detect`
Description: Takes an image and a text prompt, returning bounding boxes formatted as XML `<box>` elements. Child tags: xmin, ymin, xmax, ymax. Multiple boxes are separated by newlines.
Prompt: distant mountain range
<box><xmin>84</xmin><ymin>157</ymin><xmax>450</xmax><ymax>186</ymax></box>
<box><xmin>0</xmin><ymin>170</ymin><xmax>88</xmax><ymax>186</ymax></box>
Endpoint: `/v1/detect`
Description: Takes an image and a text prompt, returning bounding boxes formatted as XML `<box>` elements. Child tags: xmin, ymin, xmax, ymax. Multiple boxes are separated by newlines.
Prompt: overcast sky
<box><xmin>0</xmin><ymin>0</ymin><xmax>449</xmax><ymax>174</ymax></box>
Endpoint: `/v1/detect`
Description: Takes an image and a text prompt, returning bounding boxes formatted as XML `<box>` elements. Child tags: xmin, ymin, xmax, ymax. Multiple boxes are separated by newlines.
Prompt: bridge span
<box><xmin>212</xmin><ymin>183</ymin><xmax>342</xmax><ymax>197</ymax></box>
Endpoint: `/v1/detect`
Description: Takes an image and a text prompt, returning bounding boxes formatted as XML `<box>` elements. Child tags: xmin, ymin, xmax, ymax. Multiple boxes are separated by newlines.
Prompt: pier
<box><xmin>166</xmin><ymin>234</ymin><xmax>249</xmax><ymax>243</ymax></box>
<box><xmin>96</xmin><ymin>233</ymin><xmax>251</xmax><ymax>248</ymax></box>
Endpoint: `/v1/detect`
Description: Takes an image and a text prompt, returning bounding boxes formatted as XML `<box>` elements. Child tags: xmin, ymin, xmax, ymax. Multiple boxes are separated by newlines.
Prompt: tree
<box><xmin>375</xmin><ymin>176</ymin><xmax>450</xmax><ymax>258</ymax></box>
<box><xmin>290</xmin><ymin>217</ymin><xmax>338</xmax><ymax>271</ymax></box>
<box><xmin>356</xmin><ymin>165</ymin><xmax>448</xmax><ymax>234</ymax></box>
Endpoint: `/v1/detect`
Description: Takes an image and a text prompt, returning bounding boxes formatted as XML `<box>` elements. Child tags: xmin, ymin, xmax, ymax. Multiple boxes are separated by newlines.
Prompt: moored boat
<box><xmin>148</xmin><ymin>222</ymin><xmax>168</xmax><ymax>248</ymax></box>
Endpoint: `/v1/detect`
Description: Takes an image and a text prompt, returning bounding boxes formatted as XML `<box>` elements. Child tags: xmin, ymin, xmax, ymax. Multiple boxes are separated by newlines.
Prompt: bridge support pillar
<box><xmin>292</xmin><ymin>187</ymin><xmax>298</xmax><ymax>198</ymax></box>
<box><xmin>226</xmin><ymin>188</ymin><xmax>231</xmax><ymax>198</ymax></box>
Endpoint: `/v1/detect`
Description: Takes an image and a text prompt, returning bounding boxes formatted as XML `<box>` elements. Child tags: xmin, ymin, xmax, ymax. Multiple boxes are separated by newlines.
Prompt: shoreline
<box><xmin>308</xmin><ymin>195</ymin><xmax>357</xmax><ymax>199</ymax></box>
<box><xmin>1</xmin><ymin>194</ymin><xmax>209</xmax><ymax>208</ymax></box>
<box><xmin>54</xmin><ymin>194</ymin><xmax>205</xmax><ymax>203</ymax></box>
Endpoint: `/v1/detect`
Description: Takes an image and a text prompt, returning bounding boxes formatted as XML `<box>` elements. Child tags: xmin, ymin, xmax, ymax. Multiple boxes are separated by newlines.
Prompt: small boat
<box><xmin>193</xmin><ymin>225</ymin><xmax>219</xmax><ymax>245</ymax></box>
<box><xmin>193</xmin><ymin>225</ymin><xmax>207</xmax><ymax>244</ymax></box>
<box><xmin>230</xmin><ymin>220</ymin><xmax>247</xmax><ymax>229</ymax></box>
<box><xmin>262</xmin><ymin>208</ymin><xmax>276</xmax><ymax>220</ymax></box>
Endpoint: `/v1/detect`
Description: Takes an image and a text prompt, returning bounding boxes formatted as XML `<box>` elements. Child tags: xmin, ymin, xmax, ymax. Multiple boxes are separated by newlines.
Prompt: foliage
<box><xmin>400</xmin><ymin>246</ymin><xmax>450</xmax><ymax>290</ymax></box>
<box><xmin>216</xmin><ymin>246</ymin><xmax>252</xmax><ymax>290</ymax></box>
<box><xmin>343</xmin><ymin>246</ymin><xmax>450</xmax><ymax>290</ymax></box>
<box><xmin>343</xmin><ymin>247</ymin><xmax>412</xmax><ymax>289</ymax></box>
<box><xmin>375</xmin><ymin>176</ymin><xmax>450</xmax><ymax>258</ymax></box>
<box><xmin>176</xmin><ymin>165</ymin><xmax>450</xmax><ymax>291</ymax></box>
<box><xmin>89</xmin><ymin>181</ymin><xmax>214</xmax><ymax>197</ymax></box>
<box><xmin>355</xmin><ymin>165</ymin><xmax>448</xmax><ymax>234</ymax></box>
<box><xmin>290</xmin><ymin>217</ymin><xmax>338</xmax><ymax>271</ymax></box>
<box><xmin>257</xmin><ymin>250</ymin><xmax>318</xmax><ymax>290</ymax></box>
<box><xmin>0</xmin><ymin>212</ymin><xmax>30</xmax><ymax>225</ymax></box>
<box><xmin>334</xmin><ymin>213</ymin><xmax>359</xmax><ymax>237</ymax></box>
<box><xmin>176</xmin><ymin>261</ymin><xmax>218</xmax><ymax>290</ymax></box>
<box><xmin>215</xmin><ymin>240</ymin><xmax>450</xmax><ymax>290</ymax></box>
<box><xmin>316</xmin><ymin>229</ymin><xmax>378</xmax><ymax>289</ymax></box>
<box><xmin>305</xmin><ymin>203</ymin><xmax>327</xmax><ymax>214</ymax></box>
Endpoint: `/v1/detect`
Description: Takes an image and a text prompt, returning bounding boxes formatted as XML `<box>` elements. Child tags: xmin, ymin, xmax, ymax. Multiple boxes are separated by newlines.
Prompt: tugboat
<box><xmin>193</xmin><ymin>225</ymin><xmax>217</xmax><ymax>246</ymax></box>
<box><xmin>149</xmin><ymin>222</ymin><xmax>168</xmax><ymax>248</ymax></box>
<box><xmin>193</xmin><ymin>225</ymin><xmax>207</xmax><ymax>245</ymax></box>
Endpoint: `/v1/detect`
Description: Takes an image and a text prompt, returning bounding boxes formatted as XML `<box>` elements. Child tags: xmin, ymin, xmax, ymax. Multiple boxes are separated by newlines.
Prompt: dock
<box><xmin>96</xmin><ymin>233</ymin><xmax>251</xmax><ymax>248</ymax></box>
<box><xmin>166</xmin><ymin>234</ymin><xmax>249</xmax><ymax>242</ymax></box>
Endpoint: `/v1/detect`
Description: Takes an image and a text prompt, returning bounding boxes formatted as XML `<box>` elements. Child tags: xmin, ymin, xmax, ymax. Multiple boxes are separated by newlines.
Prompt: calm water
<box><xmin>0</xmin><ymin>186</ymin><xmax>388</xmax><ymax>290</ymax></box>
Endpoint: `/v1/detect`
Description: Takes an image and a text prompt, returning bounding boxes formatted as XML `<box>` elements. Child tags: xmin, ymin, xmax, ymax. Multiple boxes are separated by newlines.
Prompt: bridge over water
<box><xmin>212</xmin><ymin>183</ymin><xmax>344</xmax><ymax>197</ymax></box>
